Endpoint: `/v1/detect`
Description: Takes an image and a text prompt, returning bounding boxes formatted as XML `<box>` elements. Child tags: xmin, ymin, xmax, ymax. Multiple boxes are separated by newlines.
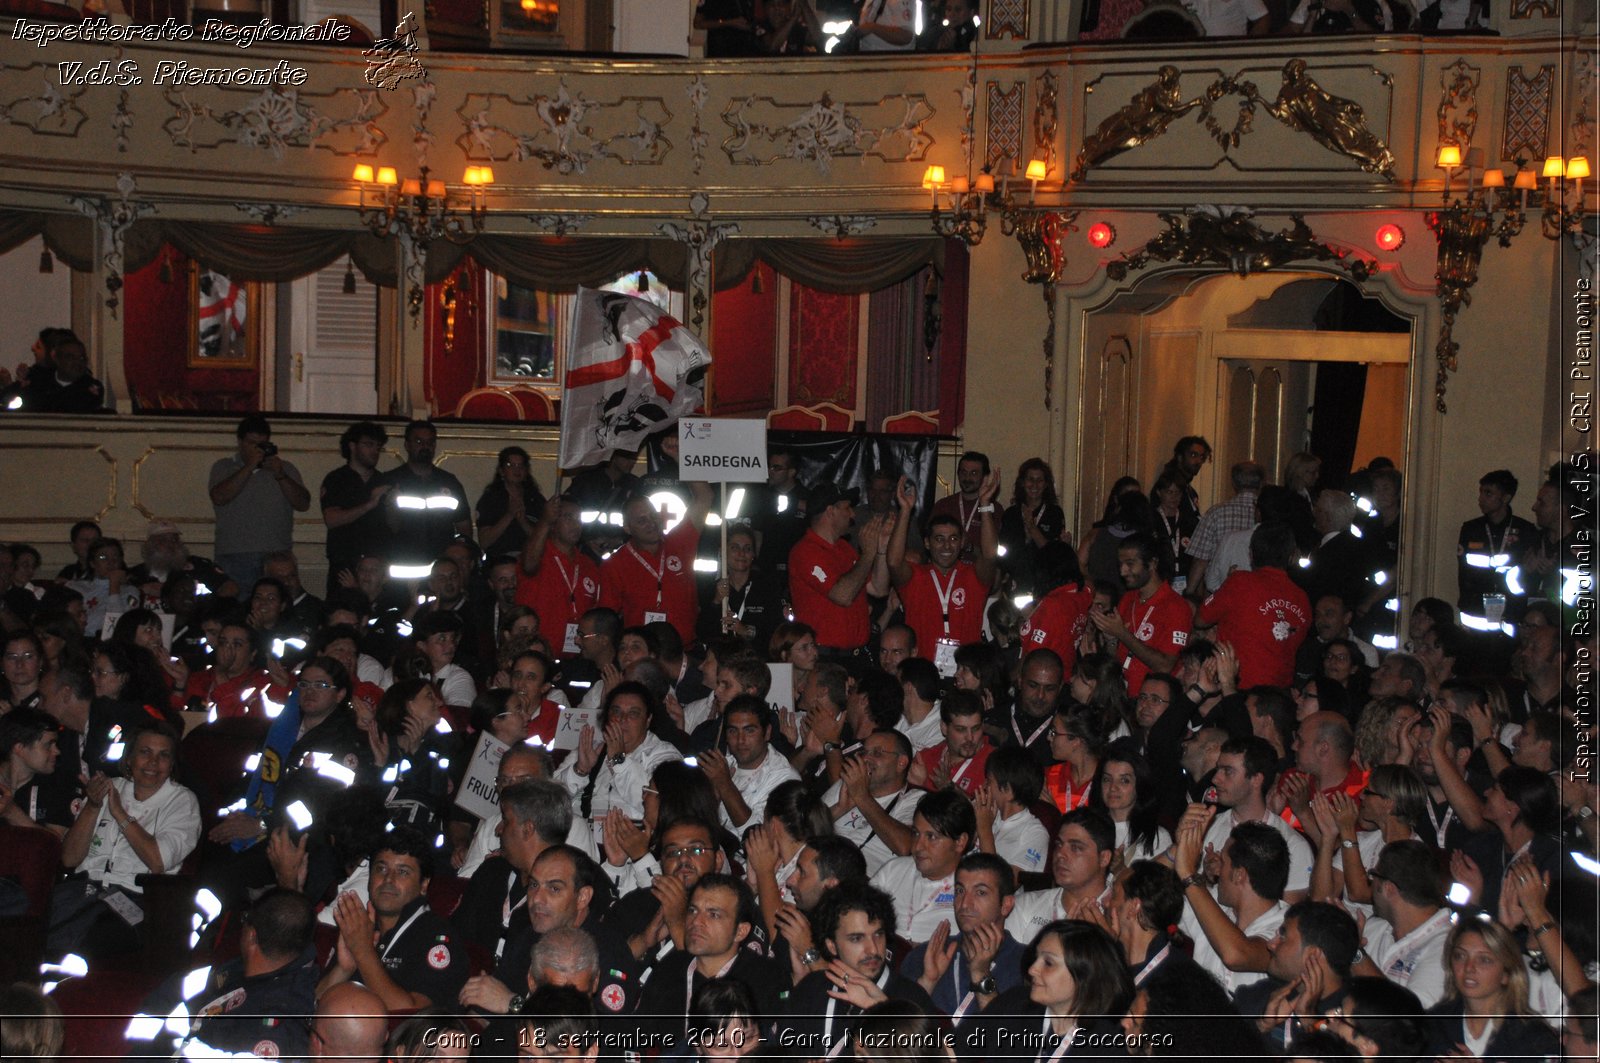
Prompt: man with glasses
<box><xmin>930</xmin><ymin>450</ymin><xmax>992</xmax><ymax>564</ymax></box>
<box><xmin>825</xmin><ymin>729</ymin><xmax>921</xmax><ymax>875</ymax></box>
<box><xmin>65</xmin><ymin>536</ymin><xmax>140</xmax><ymax>638</ymax></box>
<box><xmin>601</xmin><ymin>816</ymin><xmax>727</xmax><ymax>969</ymax></box>
<box><xmin>1294</xmin><ymin>593</ymin><xmax>1381</xmax><ymax>683</ymax></box>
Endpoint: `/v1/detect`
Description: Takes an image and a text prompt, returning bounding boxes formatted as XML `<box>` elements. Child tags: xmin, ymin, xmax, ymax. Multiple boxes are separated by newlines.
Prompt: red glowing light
<box><xmin>1087</xmin><ymin>222</ymin><xmax>1116</xmax><ymax>249</ymax></box>
<box><xmin>1375</xmin><ymin>224</ymin><xmax>1405</xmax><ymax>251</ymax></box>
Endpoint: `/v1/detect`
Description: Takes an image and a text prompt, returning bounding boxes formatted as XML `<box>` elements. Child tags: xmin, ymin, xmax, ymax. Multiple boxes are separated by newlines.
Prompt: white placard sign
<box><xmin>766</xmin><ymin>662</ymin><xmax>795</xmax><ymax>715</ymax></box>
<box><xmin>456</xmin><ymin>730</ymin><xmax>511</xmax><ymax>820</ymax></box>
<box><xmin>678</xmin><ymin>419</ymin><xmax>768</xmax><ymax>483</ymax></box>
<box><xmin>553</xmin><ymin>703</ymin><xmax>602</xmax><ymax>752</ymax></box>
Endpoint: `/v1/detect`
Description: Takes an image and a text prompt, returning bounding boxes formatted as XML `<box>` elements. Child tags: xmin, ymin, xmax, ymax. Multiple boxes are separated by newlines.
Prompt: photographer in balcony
<box><xmin>209</xmin><ymin>415</ymin><xmax>310</xmax><ymax>596</ymax></box>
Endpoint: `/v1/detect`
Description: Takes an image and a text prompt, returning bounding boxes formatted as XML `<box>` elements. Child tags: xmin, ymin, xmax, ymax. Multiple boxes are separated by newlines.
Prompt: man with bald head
<box><xmin>1513</xmin><ymin>623</ymin><xmax>1568</xmax><ymax>716</ymax></box>
<box><xmin>1284</xmin><ymin>711</ymin><xmax>1363</xmax><ymax>821</ymax></box>
<box><xmin>311</xmin><ymin>982</ymin><xmax>387</xmax><ymax>1062</ymax></box>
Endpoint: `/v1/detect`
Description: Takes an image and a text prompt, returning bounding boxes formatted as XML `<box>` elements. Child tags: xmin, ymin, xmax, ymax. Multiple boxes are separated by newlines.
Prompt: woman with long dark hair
<box><xmin>697</xmin><ymin>522</ymin><xmax>783</xmax><ymax>651</ymax></box>
<box><xmin>1090</xmin><ymin>746</ymin><xmax>1171</xmax><ymax>862</ymax></box>
<box><xmin>1068</xmin><ymin>652</ymin><xmax>1132</xmax><ymax>744</ymax></box>
<box><xmin>1148</xmin><ymin>472</ymin><xmax>1198</xmax><ymax>591</ymax></box>
<box><xmin>475</xmin><ymin>445</ymin><xmax>546</xmax><ymax>557</ymax></box>
<box><xmin>999</xmin><ymin>458</ymin><xmax>1067</xmax><ymax>597</ymax></box>
<box><xmin>1082</xmin><ymin>479</ymin><xmax>1156</xmax><ymax>589</ymax></box>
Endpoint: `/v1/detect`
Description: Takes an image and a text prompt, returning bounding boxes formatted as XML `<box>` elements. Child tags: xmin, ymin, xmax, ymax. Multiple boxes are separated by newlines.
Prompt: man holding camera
<box><xmin>209</xmin><ymin>415</ymin><xmax>310</xmax><ymax>594</ymax></box>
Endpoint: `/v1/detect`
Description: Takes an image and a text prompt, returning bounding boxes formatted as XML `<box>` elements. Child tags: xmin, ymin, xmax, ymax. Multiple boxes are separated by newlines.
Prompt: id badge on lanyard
<box><xmin>934</xmin><ymin>638</ymin><xmax>960</xmax><ymax>678</ymax></box>
<box><xmin>563</xmin><ymin>622</ymin><xmax>581</xmax><ymax>656</ymax></box>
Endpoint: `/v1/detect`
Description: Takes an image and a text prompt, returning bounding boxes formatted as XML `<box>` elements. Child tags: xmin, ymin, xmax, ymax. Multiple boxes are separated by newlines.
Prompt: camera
<box><xmin>258</xmin><ymin>441</ymin><xmax>279</xmax><ymax>457</ymax></box>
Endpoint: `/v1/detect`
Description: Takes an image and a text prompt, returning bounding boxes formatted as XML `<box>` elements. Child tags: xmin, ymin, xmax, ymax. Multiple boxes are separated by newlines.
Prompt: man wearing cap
<box><xmin>788</xmin><ymin>483</ymin><xmax>888</xmax><ymax>656</ymax></box>
<box><xmin>128</xmin><ymin>522</ymin><xmax>235</xmax><ymax>601</ymax></box>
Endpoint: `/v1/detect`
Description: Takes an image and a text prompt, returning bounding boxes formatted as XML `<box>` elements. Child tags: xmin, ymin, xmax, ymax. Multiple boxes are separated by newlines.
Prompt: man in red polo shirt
<box><xmin>184</xmin><ymin>620</ymin><xmax>270</xmax><ymax>718</ymax></box>
<box><xmin>788</xmin><ymin>483</ymin><xmax>887</xmax><ymax>654</ymax></box>
<box><xmin>887</xmin><ymin>472</ymin><xmax>999</xmax><ymax>675</ymax></box>
<box><xmin>1018</xmin><ymin>543</ymin><xmax>1095</xmax><ymax>677</ymax></box>
<box><xmin>1197</xmin><ymin>522</ymin><xmax>1311</xmax><ymax>688</ymax></box>
<box><xmin>910</xmin><ymin>690</ymin><xmax>993</xmax><ymax>796</ymax></box>
<box><xmin>1089</xmin><ymin>533</ymin><xmax>1193</xmax><ymax>693</ymax></box>
<box><xmin>516</xmin><ymin>495</ymin><xmax>600</xmax><ymax>659</ymax></box>
<box><xmin>598</xmin><ymin>483</ymin><xmax>712</xmax><ymax>645</ymax></box>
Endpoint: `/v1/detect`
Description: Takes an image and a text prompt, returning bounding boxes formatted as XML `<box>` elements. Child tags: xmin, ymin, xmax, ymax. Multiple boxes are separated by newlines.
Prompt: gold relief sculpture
<box><xmin>1103</xmin><ymin>207</ymin><xmax>1374</xmax><ymax>281</ymax></box>
<box><xmin>1437</xmin><ymin>59</ymin><xmax>1481</xmax><ymax>151</ymax></box>
<box><xmin>1007</xmin><ymin>209</ymin><xmax>1075</xmax><ymax>285</ymax></box>
<box><xmin>1264</xmin><ymin>60</ymin><xmax>1396</xmax><ymax>179</ymax></box>
<box><xmin>1071</xmin><ymin>67</ymin><xmax>1198</xmax><ymax>181</ymax></box>
<box><xmin>1425</xmin><ymin>204</ymin><xmax>1495</xmax><ymax>413</ymax></box>
<box><xmin>1071</xmin><ymin>61</ymin><xmax>1396</xmax><ymax>182</ymax></box>
<box><xmin>1034</xmin><ymin>70</ymin><xmax>1059</xmax><ymax>176</ymax></box>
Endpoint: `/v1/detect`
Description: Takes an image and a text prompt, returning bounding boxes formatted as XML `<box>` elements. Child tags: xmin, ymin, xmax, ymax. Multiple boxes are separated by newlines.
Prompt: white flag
<box><xmin>560</xmin><ymin>288</ymin><xmax>710</xmax><ymax>469</ymax></box>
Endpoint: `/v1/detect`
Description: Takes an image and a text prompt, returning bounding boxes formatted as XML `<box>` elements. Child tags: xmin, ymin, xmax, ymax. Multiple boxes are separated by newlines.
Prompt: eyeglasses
<box><xmin>663</xmin><ymin>845</ymin><xmax>712</xmax><ymax>862</ymax></box>
<box><xmin>91</xmin><ymin>667</ymin><xmax>121</xmax><ymax>678</ymax></box>
<box><xmin>4</xmin><ymin>652</ymin><xmax>37</xmax><ymax>663</ymax></box>
<box><xmin>297</xmin><ymin>680</ymin><xmax>335</xmax><ymax>691</ymax></box>
<box><xmin>609</xmin><ymin>708</ymin><xmax>647</xmax><ymax>722</ymax></box>
<box><xmin>1136</xmin><ymin>692</ymin><xmax>1170</xmax><ymax>704</ymax></box>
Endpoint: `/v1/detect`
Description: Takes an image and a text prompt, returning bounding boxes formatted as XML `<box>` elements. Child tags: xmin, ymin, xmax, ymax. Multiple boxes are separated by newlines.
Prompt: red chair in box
<box><xmin>509</xmin><ymin>387</ymin><xmax>557</xmax><ymax>421</ymax></box>
<box><xmin>452</xmin><ymin>387</ymin><xmax>523</xmax><ymax>421</ymax></box>
<box><xmin>0</xmin><ymin>824</ymin><xmax>62</xmax><ymax>984</ymax></box>
<box><xmin>881</xmin><ymin>410</ymin><xmax>940</xmax><ymax>434</ymax></box>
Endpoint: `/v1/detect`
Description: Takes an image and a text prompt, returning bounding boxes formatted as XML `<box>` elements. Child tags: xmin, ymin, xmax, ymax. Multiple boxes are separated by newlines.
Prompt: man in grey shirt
<box><xmin>209</xmin><ymin>414</ymin><xmax>310</xmax><ymax>594</ymax></box>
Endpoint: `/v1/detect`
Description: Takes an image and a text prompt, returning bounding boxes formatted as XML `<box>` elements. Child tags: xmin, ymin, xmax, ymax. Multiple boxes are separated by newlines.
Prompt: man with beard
<box><xmin>316</xmin><ymin>825</ymin><xmax>469</xmax><ymax>1009</ymax></box>
<box><xmin>1092</xmin><ymin>533</ymin><xmax>1193</xmax><ymax>694</ymax></box>
<box><xmin>1158</xmin><ymin>436</ymin><xmax>1212</xmax><ymax>529</ymax></box>
<box><xmin>1006</xmin><ymin>808</ymin><xmax>1115</xmax><ymax>942</ymax></box>
<box><xmin>128</xmin><ymin>521</ymin><xmax>233</xmax><ymax>600</ymax></box>
<box><xmin>376</xmin><ymin>420</ymin><xmax>471</xmax><ymax>568</ymax></box>
<box><xmin>929</xmin><ymin>450</ymin><xmax>992</xmax><ymax>564</ymax></box>
<box><xmin>777</xmin><ymin>884</ymin><xmax>933</xmax><ymax>1056</ymax></box>
<box><xmin>633</xmin><ymin>872</ymin><xmax>786</xmax><ymax>1047</ymax></box>
<box><xmin>517</xmin><ymin>496</ymin><xmax>601</xmax><ymax>662</ymax></box>
<box><xmin>699</xmin><ymin>695</ymin><xmax>799</xmax><ymax>836</ymax></box>
<box><xmin>904</xmin><ymin>852</ymin><xmax>1025</xmax><ymax>1022</ymax></box>
<box><xmin>911</xmin><ymin>691</ymin><xmax>992</xmax><ymax>797</ymax></box>
<box><xmin>999</xmin><ymin>649</ymin><xmax>1066</xmax><ymax>767</ymax></box>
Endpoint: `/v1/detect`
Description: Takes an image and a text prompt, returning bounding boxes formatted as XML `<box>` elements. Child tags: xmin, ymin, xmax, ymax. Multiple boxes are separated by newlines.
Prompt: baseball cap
<box><xmin>806</xmin><ymin>483</ymin><xmax>860</xmax><ymax>512</ymax></box>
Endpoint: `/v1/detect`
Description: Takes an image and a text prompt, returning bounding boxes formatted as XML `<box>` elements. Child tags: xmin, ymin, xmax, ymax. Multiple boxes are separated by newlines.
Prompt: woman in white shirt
<box><xmin>1089</xmin><ymin>746</ymin><xmax>1171</xmax><ymax>864</ymax></box>
<box><xmin>48</xmin><ymin>724</ymin><xmax>201</xmax><ymax>958</ymax></box>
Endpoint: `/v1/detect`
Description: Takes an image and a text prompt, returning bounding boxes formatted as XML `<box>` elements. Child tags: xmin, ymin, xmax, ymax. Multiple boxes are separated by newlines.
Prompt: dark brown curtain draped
<box><xmin>465</xmin><ymin>235</ymin><xmax>686</xmax><ymax>292</ymax></box>
<box><xmin>715</xmin><ymin>237</ymin><xmax>944</xmax><ymax>294</ymax></box>
<box><xmin>0</xmin><ymin>211</ymin><xmax>96</xmax><ymax>272</ymax></box>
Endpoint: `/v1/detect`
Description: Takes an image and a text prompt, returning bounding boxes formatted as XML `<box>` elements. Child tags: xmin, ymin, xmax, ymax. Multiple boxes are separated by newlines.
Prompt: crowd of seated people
<box><xmin>0</xmin><ymin>419</ymin><xmax>1595</xmax><ymax>1062</ymax></box>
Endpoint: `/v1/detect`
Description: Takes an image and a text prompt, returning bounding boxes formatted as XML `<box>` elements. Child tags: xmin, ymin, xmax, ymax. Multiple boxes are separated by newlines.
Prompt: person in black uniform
<box><xmin>696</xmin><ymin>523</ymin><xmax>784</xmax><ymax>653</ymax></box>
<box><xmin>633</xmin><ymin>872</ymin><xmax>787</xmax><ymax>1051</ymax></box>
<box><xmin>1456</xmin><ymin>469</ymin><xmax>1540</xmax><ymax>623</ymax></box>
<box><xmin>777</xmin><ymin>883</ymin><xmax>935</xmax><ymax>1059</ymax></box>
<box><xmin>374</xmin><ymin>420</ymin><xmax>472</xmax><ymax>569</ymax></box>
<box><xmin>321</xmin><ymin>421</ymin><xmax>392</xmax><ymax>593</ymax></box>
<box><xmin>316</xmin><ymin>825</ymin><xmax>470</xmax><ymax>1010</ymax></box>
<box><xmin>176</xmin><ymin>889</ymin><xmax>320</xmax><ymax>1060</ymax></box>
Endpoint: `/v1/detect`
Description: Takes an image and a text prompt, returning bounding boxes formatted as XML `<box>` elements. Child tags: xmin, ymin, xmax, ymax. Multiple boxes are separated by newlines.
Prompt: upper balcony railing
<box><xmin>0</xmin><ymin>3</ymin><xmax>1582</xmax><ymax>231</ymax></box>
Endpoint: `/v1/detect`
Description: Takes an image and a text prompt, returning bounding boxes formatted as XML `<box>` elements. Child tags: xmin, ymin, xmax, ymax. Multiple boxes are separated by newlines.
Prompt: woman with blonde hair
<box><xmin>0</xmin><ymin>983</ymin><xmax>64</xmax><ymax>1060</ymax></box>
<box><xmin>1352</xmin><ymin>696</ymin><xmax>1421</xmax><ymax>769</ymax></box>
<box><xmin>1424</xmin><ymin>919</ymin><xmax>1560</xmax><ymax>1061</ymax></box>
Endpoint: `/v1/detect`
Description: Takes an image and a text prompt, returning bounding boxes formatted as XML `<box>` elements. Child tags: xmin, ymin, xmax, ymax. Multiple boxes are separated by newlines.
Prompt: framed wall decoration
<box><xmin>187</xmin><ymin>263</ymin><xmax>261</xmax><ymax>369</ymax></box>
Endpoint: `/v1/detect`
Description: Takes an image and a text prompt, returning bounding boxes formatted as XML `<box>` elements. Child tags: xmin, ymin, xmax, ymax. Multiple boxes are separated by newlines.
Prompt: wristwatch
<box><xmin>822</xmin><ymin>742</ymin><xmax>840</xmax><ymax>755</ymax></box>
<box><xmin>1181</xmin><ymin>871</ymin><xmax>1207</xmax><ymax>889</ymax></box>
<box><xmin>508</xmin><ymin>993</ymin><xmax>527</xmax><ymax>1013</ymax></box>
<box><xmin>975</xmin><ymin>974</ymin><xmax>998</xmax><ymax>995</ymax></box>
<box><xmin>1340</xmin><ymin>837</ymin><xmax>1358</xmax><ymax>850</ymax></box>
<box><xmin>976</xmin><ymin>505</ymin><xmax>995</xmax><ymax>514</ymax></box>
<box><xmin>801</xmin><ymin>947</ymin><xmax>823</xmax><ymax>967</ymax></box>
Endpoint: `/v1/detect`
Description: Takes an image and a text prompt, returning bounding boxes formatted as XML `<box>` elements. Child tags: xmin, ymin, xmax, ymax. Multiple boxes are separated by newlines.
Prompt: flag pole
<box><xmin>720</xmin><ymin>483</ymin><xmax>731</xmax><ymax>634</ymax></box>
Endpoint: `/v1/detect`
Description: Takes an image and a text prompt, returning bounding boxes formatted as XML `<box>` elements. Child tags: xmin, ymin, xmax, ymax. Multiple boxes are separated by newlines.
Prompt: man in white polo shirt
<box><xmin>974</xmin><ymin>745</ymin><xmax>1049</xmax><ymax>878</ymax></box>
<box><xmin>1174</xmin><ymin>806</ymin><xmax>1289</xmax><ymax>997</ymax></box>
<box><xmin>700</xmin><ymin>695</ymin><xmax>799</xmax><ymax>838</ymax></box>
<box><xmin>867</xmin><ymin>788</ymin><xmax>972</xmax><ymax>943</ymax></box>
<box><xmin>1358</xmin><ymin>839</ymin><xmax>1452</xmax><ymax>1007</ymax></box>
<box><xmin>1005</xmin><ymin>808</ymin><xmax>1115</xmax><ymax>943</ymax></box>
<box><xmin>826</xmin><ymin>730</ymin><xmax>922</xmax><ymax>876</ymax></box>
<box><xmin>1198</xmin><ymin>737</ymin><xmax>1314</xmax><ymax>903</ymax></box>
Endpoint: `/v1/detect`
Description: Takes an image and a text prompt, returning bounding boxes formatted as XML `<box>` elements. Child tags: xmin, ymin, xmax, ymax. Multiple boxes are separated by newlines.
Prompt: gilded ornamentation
<box><xmin>412</xmin><ymin>78</ymin><xmax>438</xmax><ymax>170</ymax></box>
<box><xmin>986</xmin><ymin>0</ymin><xmax>1029</xmax><ymax>38</ymax></box>
<box><xmin>1034</xmin><ymin>70</ymin><xmax>1059</xmax><ymax>177</ymax></box>
<box><xmin>658</xmin><ymin>193</ymin><xmax>739</xmax><ymax>334</ymax></box>
<box><xmin>1437</xmin><ymin>59</ymin><xmax>1480</xmax><ymax>150</ymax></box>
<box><xmin>720</xmin><ymin>92</ymin><xmax>934</xmax><ymax>175</ymax></box>
<box><xmin>0</xmin><ymin>63</ymin><xmax>88</xmax><ymax>137</ymax></box>
<box><xmin>1425</xmin><ymin>204</ymin><xmax>1495</xmax><ymax>413</ymax></box>
<box><xmin>113</xmin><ymin>89</ymin><xmax>132</xmax><ymax>153</ymax></box>
<box><xmin>986</xmin><ymin>81</ymin><xmax>1025</xmax><ymax>175</ymax></box>
<box><xmin>1042</xmin><ymin>282</ymin><xmax>1056</xmax><ymax>409</ymax></box>
<box><xmin>233</xmin><ymin>203</ymin><xmax>308</xmax><ymax>225</ymax></box>
<box><xmin>462</xmin><ymin>78</ymin><xmax>673</xmax><ymax>174</ymax></box>
<box><xmin>527</xmin><ymin>213</ymin><xmax>593</xmax><ymax>235</ymax></box>
<box><xmin>1073</xmin><ymin>61</ymin><xmax>1395</xmax><ymax>181</ymax></box>
<box><xmin>162</xmin><ymin>86</ymin><xmax>388</xmax><ymax>158</ymax></box>
<box><xmin>1104</xmin><ymin>206</ymin><xmax>1374</xmax><ymax>281</ymax></box>
<box><xmin>960</xmin><ymin>56</ymin><xmax>976</xmax><ymax>172</ymax></box>
<box><xmin>1509</xmin><ymin>0</ymin><xmax>1557</xmax><ymax>17</ymax></box>
<box><xmin>1263</xmin><ymin>60</ymin><xmax>1395</xmax><ymax>179</ymax></box>
<box><xmin>807</xmin><ymin>214</ymin><xmax>878</xmax><ymax>237</ymax></box>
<box><xmin>67</xmin><ymin>172</ymin><xmax>152</xmax><ymax>317</ymax></box>
<box><xmin>1574</xmin><ymin>52</ymin><xmax>1597</xmax><ymax>163</ymax></box>
<box><xmin>1501</xmin><ymin>65</ymin><xmax>1554</xmax><ymax>162</ymax></box>
<box><xmin>1009</xmin><ymin>209</ymin><xmax>1075</xmax><ymax>285</ymax></box>
<box><xmin>1073</xmin><ymin>66</ymin><xmax>1198</xmax><ymax>181</ymax></box>
<box><xmin>687</xmin><ymin>75</ymin><xmax>710</xmax><ymax>175</ymax></box>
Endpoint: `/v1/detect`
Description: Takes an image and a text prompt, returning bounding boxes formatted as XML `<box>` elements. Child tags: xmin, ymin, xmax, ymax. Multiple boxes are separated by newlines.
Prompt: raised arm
<box><xmin>887</xmin><ymin>477</ymin><xmax>917</xmax><ymax>589</ymax></box>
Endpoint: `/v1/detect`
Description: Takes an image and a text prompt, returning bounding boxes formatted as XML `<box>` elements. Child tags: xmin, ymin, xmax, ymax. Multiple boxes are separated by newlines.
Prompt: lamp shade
<box><xmin>1436</xmin><ymin>144</ymin><xmax>1463</xmax><ymax>168</ymax></box>
<box><xmin>478</xmin><ymin>167</ymin><xmax>494</xmax><ymax>185</ymax></box>
<box><xmin>922</xmin><ymin>165</ymin><xmax>945</xmax><ymax>188</ymax></box>
<box><xmin>401</xmin><ymin>178</ymin><xmax>421</xmax><ymax>196</ymax></box>
<box><xmin>1025</xmin><ymin>159</ymin><xmax>1048</xmax><ymax>180</ymax></box>
<box><xmin>974</xmin><ymin>173</ymin><xmax>995</xmax><ymax>193</ymax></box>
<box><xmin>376</xmin><ymin>167</ymin><xmax>399</xmax><ymax>186</ymax></box>
<box><xmin>352</xmin><ymin>164</ymin><xmax>375</xmax><ymax>183</ymax></box>
<box><xmin>1513</xmin><ymin>169</ymin><xmax>1538</xmax><ymax>190</ymax></box>
<box><xmin>1543</xmin><ymin>156</ymin><xmax>1565</xmax><ymax>178</ymax></box>
<box><xmin>1567</xmin><ymin>157</ymin><xmax>1591</xmax><ymax>180</ymax></box>
<box><xmin>951</xmin><ymin>176</ymin><xmax>969</xmax><ymax>194</ymax></box>
<box><xmin>1480</xmin><ymin>168</ymin><xmax>1505</xmax><ymax>188</ymax></box>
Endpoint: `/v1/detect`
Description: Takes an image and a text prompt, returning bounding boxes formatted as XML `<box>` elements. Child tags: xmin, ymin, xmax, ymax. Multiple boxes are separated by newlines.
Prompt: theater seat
<box><xmin>178</xmin><ymin>716</ymin><xmax>272</xmax><ymax>827</ymax></box>
<box><xmin>453</xmin><ymin>387</ymin><xmax>523</xmax><ymax>421</ymax></box>
<box><xmin>0</xmin><ymin>824</ymin><xmax>61</xmax><ymax>984</ymax></box>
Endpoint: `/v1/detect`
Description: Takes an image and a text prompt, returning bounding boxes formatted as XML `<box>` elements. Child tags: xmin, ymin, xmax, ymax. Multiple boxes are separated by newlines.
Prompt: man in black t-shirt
<box><xmin>320</xmin><ymin>421</ymin><xmax>392</xmax><ymax>592</ymax></box>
